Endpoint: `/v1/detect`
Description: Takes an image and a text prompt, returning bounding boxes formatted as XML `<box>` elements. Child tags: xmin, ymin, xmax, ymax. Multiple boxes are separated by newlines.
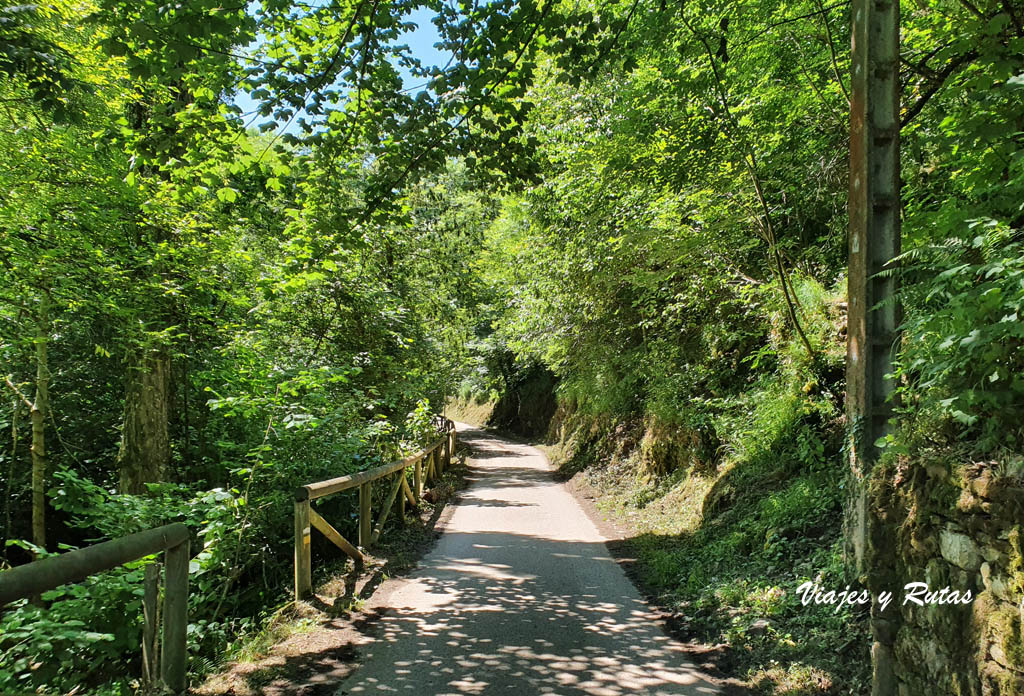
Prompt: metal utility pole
<box><xmin>847</xmin><ymin>0</ymin><xmax>901</xmax><ymax>691</ymax></box>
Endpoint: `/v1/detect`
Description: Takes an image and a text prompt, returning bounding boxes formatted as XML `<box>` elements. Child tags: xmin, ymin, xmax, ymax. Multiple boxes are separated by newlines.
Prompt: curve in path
<box><xmin>336</xmin><ymin>424</ymin><xmax>721</xmax><ymax>696</ymax></box>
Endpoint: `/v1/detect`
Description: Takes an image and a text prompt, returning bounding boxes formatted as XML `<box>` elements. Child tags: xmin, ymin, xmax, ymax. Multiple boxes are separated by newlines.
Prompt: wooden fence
<box><xmin>0</xmin><ymin>418</ymin><xmax>459</xmax><ymax>690</ymax></box>
<box><xmin>0</xmin><ymin>523</ymin><xmax>190</xmax><ymax>694</ymax></box>
<box><xmin>293</xmin><ymin>417</ymin><xmax>457</xmax><ymax>600</ymax></box>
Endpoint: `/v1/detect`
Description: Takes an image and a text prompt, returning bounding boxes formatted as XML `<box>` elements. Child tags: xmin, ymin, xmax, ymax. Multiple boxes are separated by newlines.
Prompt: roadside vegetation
<box><xmin>447</xmin><ymin>0</ymin><xmax>1023</xmax><ymax>693</ymax></box>
<box><xmin>2</xmin><ymin>0</ymin><xmax>1023</xmax><ymax>692</ymax></box>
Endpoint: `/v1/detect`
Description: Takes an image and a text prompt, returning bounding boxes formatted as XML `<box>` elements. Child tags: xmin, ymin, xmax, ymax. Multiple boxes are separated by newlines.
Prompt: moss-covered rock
<box><xmin>878</xmin><ymin>455</ymin><xmax>1024</xmax><ymax>696</ymax></box>
<box><xmin>637</xmin><ymin>413</ymin><xmax>718</xmax><ymax>479</ymax></box>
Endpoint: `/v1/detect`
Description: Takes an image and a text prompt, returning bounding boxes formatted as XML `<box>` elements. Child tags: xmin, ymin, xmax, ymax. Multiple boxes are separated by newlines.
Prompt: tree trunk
<box><xmin>31</xmin><ymin>293</ymin><xmax>49</xmax><ymax>553</ymax></box>
<box><xmin>118</xmin><ymin>348</ymin><xmax>170</xmax><ymax>494</ymax></box>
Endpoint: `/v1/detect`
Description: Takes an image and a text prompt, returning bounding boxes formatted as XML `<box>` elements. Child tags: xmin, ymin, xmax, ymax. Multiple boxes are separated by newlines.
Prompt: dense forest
<box><xmin>1</xmin><ymin>0</ymin><xmax>1022</xmax><ymax>694</ymax></box>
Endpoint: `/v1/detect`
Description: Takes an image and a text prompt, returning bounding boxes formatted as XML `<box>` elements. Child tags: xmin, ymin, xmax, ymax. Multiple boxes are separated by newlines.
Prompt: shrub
<box><xmin>896</xmin><ymin>219</ymin><xmax>1024</xmax><ymax>451</ymax></box>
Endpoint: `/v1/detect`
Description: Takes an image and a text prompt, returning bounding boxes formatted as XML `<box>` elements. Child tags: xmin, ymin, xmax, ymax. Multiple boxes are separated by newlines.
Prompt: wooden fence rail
<box><xmin>0</xmin><ymin>523</ymin><xmax>190</xmax><ymax>694</ymax></box>
<box><xmin>294</xmin><ymin>417</ymin><xmax>457</xmax><ymax>600</ymax></box>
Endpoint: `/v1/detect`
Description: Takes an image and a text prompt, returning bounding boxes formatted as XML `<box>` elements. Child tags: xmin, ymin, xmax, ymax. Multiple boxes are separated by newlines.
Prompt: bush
<box><xmin>0</xmin><ymin>556</ymin><xmax>146</xmax><ymax>694</ymax></box>
<box><xmin>896</xmin><ymin>219</ymin><xmax>1024</xmax><ymax>451</ymax></box>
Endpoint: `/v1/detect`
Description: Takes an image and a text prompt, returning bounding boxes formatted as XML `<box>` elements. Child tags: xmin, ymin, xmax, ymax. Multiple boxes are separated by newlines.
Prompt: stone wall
<box><xmin>877</xmin><ymin>459</ymin><xmax>1024</xmax><ymax>695</ymax></box>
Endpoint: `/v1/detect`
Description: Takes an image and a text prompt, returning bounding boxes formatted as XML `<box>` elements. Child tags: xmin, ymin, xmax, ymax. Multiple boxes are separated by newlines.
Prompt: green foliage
<box><xmin>892</xmin><ymin>0</ymin><xmax>1024</xmax><ymax>453</ymax></box>
<box><xmin>554</xmin><ymin>365</ymin><xmax>865</xmax><ymax>692</ymax></box>
<box><xmin>0</xmin><ymin>560</ymin><xmax>146</xmax><ymax>693</ymax></box>
<box><xmin>0</xmin><ymin>2</ymin><xmax>489</xmax><ymax>686</ymax></box>
<box><xmin>0</xmin><ymin>3</ymin><xmax>80</xmax><ymax>120</ymax></box>
<box><xmin>402</xmin><ymin>399</ymin><xmax>439</xmax><ymax>451</ymax></box>
<box><xmin>0</xmin><ymin>0</ymin><xmax>1021</xmax><ymax>691</ymax></box>
<box><xmin>893</xmin><ymin>222</ymin><xmax>1024</xmax><ymax>450</ymax></box>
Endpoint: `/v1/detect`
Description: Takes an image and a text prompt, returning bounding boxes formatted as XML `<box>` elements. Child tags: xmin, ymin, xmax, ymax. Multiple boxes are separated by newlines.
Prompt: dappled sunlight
<box><xmin>336</xmin><ymin>427</ymin><xmax>721</xmax><ymax>695</ymax></box>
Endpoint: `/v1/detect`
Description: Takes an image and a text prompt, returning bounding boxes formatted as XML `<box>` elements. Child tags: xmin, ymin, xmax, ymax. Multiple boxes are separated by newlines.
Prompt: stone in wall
<box><xmin>940</xmin><ymin>528</ymin><xmax>982</xmax><ymax>572</ymax></box>
<box><xmin>883</xmin><ymin>461</ymin><xmax>1024</xmax><ymax>695</ymax></box>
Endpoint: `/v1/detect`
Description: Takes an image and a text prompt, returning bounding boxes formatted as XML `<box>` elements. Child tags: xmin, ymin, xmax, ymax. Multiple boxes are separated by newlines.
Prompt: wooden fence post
<box><xmin>359</xmin><ymin>482</ymin><xmax>372</xmax><ymax>548</ymax></box>
<box><xmin>370</xmin><ymin>473</ymin><xmax>405</xmax><ymax>544</ymax></box>
<box><xmin>399</xmin><ymin>470</ymin><xmax>406</xmax><ymax>523</ymax></box>
<box><xmin>294</xmin><ymin>498</ymin><xmax>312</xmax><ymax>600</ymax></box>
<box><xmin>0</xmin><ymin>523</ymin><xmax>191</xmax><ymax>694</ymax></box>
<box><xmin>288</xmin><ymin>420</ymin><xmax>455</xmax><ymax>592</ymax></box>
<box><xmin>142</xmin><ymin>563</ymin><xmax>159</xmax><ymax>686</ymax></box>
<box><xmin>142</xmin><ymin>560</ymin><xmax>159</xmax><ymax>683</ymax></box>
<box><xmin>161</xmin><ymin>537</ymin><xmax>189</xmax><ymax>694</ymax></box>
<box><xmin>414</xmin><ymin>455</ymin><xmax>422</xmax><ymax>500</ymax></box>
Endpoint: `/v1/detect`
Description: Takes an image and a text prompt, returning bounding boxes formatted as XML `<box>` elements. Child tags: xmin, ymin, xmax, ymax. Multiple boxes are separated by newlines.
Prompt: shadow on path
<box><xmin>200</xmin><ymin>426</ymin><xmax>724</xmax><ymax>696</ymax></box>
<box><xmin>340</xmin><ymin>530</ymin><xmax>719</xmax><ymax>696</ymax></box>
<box><xmin>334</xmin><ymin>425</ymin><xmax>722</xmax><ymax>696</ymax></box>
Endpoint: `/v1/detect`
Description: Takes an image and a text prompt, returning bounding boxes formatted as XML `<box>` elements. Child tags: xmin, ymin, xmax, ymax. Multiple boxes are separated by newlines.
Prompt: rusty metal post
<box><xmin>848</xmin><ymin>0</ymin><xmax>901</xmax><ymax>575</ymax></box>
<box><xmin>848</xmin><ymin>0</ymin><xmax>901</xmax><ymax>692</ymax></box>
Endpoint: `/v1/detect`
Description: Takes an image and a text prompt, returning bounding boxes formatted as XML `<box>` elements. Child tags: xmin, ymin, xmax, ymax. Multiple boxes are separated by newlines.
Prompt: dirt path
<box><xmin>332</xmin><ymin>424</ymin><xmax>721</xmax><ymax>696</ymax></box>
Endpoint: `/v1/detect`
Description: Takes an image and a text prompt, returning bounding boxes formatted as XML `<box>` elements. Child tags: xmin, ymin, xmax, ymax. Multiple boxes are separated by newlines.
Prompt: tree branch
<box><xmin>3</xmin><ymin>376</ymin><xmax>34</xmax><ymax>410</ymax></box>
<box><xmin>901</xmin><ymin>49</ymin><xmax>978</xmax><ymax>127</ymax></box>
<box><xmin>812</xmin><ymin>0</ymin><xmax>851</xmax><ymax>104</ymax></box>
<box><xmin>356</xmin><ymin>2</ymin><xmax>554</xmax><ymax>227</ymax></box>
<box><xmin>680</xmin><ymin>12</ymin><xmax>816</xmax><ymax>360</ymax></box>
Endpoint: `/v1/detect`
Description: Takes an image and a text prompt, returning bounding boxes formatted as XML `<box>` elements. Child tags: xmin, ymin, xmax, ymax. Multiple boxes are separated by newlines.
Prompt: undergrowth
<box><xmin>195</xmin><ymin>447</ymin><xmax>471</xmax><ymax>695</ymax></box>
<box><xmin>540</xmin><ymin>279</ymin><xmax>871</xmax><ymax>695</ymax></box>
<box><xmin>554</xmin><ymin>389</ymin><xmax>870</xmax><ymax>695</ymax></box>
